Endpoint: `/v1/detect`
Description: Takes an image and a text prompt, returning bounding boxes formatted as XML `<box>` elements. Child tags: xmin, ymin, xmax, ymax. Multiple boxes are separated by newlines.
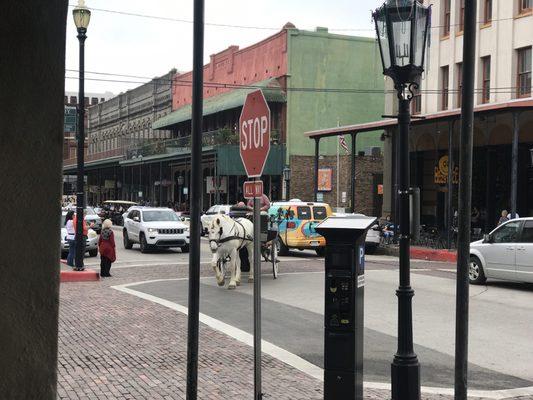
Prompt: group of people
<box><xmin>64</xmin><ymin>211</ymin><xmax>116</xmax><ymax>277</ymax></box>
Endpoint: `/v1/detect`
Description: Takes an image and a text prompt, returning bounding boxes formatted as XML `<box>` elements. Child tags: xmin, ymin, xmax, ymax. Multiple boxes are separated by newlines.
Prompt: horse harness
<box><xmin>209</xmin><ymin>218</ymin><xmax>252</xmax><ymax>250</ymax></box>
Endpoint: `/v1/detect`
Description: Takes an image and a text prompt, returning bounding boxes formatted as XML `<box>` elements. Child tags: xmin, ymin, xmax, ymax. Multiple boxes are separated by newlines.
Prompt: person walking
<box><xmin>98</xmin><ymin>219</ymin><xmax>116</xmax><ymax>277</ymax></box>
<box><xmin>64</xmin><ymin>210</ymin><xmax>76</xmax><ymax>267</ymax></box>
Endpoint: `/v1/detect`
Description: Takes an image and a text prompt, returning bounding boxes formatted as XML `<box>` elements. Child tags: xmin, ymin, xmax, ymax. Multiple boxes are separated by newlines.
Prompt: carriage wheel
<box><xmin>271</xmin><ymin>238</ymin><xmax>279</xmax><ymax>279</ymax></box>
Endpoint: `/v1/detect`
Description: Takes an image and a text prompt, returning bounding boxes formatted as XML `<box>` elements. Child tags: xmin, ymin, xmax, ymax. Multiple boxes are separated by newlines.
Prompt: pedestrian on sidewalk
<box><xmin>498</xmin><ymin>210</ymin><xmax>508</xmax><ymax>226</ymax></box>
<box><xmin>72</xmin><ymin>211</ymin><xmax>89</xmax><ymax>271</ymax></box>
<box><xmin>98</xmin><ymin>219</ymin><xmax>116</xmax><ymax>277</ymax></box>
<box><xmin>64</xmin><ymin>210</ymin><xmax>76</xmax><ymax>267</ymax></box>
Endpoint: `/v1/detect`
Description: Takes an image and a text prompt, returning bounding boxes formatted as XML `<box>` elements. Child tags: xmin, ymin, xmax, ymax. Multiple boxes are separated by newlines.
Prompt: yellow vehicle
<box><xmin>268</xmin><ymin>200</ymin><xmax>333</xmax><ymax>256</ymax></box>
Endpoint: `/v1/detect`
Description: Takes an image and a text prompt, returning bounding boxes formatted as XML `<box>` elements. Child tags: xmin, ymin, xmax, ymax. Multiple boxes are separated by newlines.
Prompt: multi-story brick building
<box><xmin>307</xmin><ymin>0</ymin><xmax>533</xmax><ymax>237</ymax></box>
<box><xmin>62</xmin><ymin>72</ymin><xmax>174</xmax><ymax>204</ymax></box>
<box><xmin>62</xmin><ymin>26</ymin><xmax>385</xmax><ymax>210</ymax></box>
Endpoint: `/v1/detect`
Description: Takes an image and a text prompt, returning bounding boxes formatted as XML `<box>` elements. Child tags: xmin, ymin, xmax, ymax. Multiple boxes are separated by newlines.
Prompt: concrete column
<box><xmin>0</xmin><ymin>2</ymin><xmax>67</xmax><ymax>398</ymax></box>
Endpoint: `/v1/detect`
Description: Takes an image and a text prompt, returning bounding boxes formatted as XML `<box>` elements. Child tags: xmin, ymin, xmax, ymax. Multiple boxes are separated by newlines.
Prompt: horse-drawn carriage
<box><xmin>207</xmin><ymin>205</ymin><xmax>282</xmax><ymax>289</ymax></box>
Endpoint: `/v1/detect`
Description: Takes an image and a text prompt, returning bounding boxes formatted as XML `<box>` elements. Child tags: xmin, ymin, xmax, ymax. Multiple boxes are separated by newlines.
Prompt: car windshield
<box><xmin>142</xmin><ymin>210</ymin><xmax>179</xmax><ymax>222</ymax></box>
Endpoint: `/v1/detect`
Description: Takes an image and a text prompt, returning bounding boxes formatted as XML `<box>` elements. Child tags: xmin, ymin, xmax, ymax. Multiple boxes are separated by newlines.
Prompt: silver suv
<box><xmin>123</xmin><ymin>207</ymin><xmax>190</xmax><ymax>253</ymax></box>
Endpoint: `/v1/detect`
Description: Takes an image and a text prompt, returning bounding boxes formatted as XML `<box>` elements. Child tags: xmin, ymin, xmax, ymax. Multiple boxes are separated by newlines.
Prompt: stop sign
<box><xmin>239</xmin><ymin>90</ymin><xmax>271</xmax><ymax>178</ymax></box>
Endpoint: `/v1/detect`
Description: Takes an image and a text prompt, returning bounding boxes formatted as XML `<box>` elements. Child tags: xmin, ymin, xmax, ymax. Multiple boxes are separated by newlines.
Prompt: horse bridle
<box><xmin>209</xmin><ymin>219</ymin><xmax>251</xmax><ymax>249</ymax></box>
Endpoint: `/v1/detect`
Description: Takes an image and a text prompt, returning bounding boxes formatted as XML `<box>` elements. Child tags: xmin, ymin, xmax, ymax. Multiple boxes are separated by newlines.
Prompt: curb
<box><xmin>59</xmin><ymin>261</ymin><xmax>100</xmax><ymax>282</ymax></box>
<box><xmin>60</xmin><ymin>269</ymin><xmax>100</xmax><ymax>282</ymax></box>
<box><xmin>410</xmin><ymin>247</ymin><xmax>457</xmax><ymax>262</ymax></box>
<box><xmin>375</xmin><ymin>246</ymin><xmax>457</xmax><ymax>263</ymax></box>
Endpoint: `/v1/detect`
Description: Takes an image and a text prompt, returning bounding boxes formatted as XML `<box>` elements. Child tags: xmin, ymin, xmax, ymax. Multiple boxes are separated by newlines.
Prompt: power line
<box><xmin>64</xmin><ymin>75</ymin><xmax>525</xmax><ymax>96</ymax></box>
<box><xmin>67</xmin><ymin>4</ymin><xmax>523</xmax><ymax>33</ymax></box>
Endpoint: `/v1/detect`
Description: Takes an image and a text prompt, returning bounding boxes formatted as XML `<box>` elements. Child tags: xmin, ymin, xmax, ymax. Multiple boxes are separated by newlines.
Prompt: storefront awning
<box><xmin>305</xmin><ymin>98</ymin><xmax>533</xmax><ymax>139</ymax></box>
<box><xmin>153</xmin><ymin>78</ymin><xmax>286</xmax><ymax>130</ymax></box>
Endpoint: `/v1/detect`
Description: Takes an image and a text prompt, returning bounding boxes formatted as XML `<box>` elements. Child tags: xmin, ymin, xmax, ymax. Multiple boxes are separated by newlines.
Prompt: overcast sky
<box><xmin>65</xmin><ymin>0</ymin><xmax>383</xmax><ymax>95</ymax></box>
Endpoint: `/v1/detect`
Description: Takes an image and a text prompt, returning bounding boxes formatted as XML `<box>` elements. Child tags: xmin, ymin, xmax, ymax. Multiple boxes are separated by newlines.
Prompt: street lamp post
<box><xmin>283</xmin><ymin>166</ymin><xmax>291</xmax><ymax>201</ymax></box>
<box><xmin>73</xmin><ymin>0</ymin><xmax>91</xmax><ymax>271</ymax></box>
<box><xmin>372</xmin><ymin>1</ymin><xmax>430</xmax><ymax>399</ymax></box>
<box><xmin>177</xmin><ymin>175</ymin><xmax>185</xmax><ymax>208</ymax></box>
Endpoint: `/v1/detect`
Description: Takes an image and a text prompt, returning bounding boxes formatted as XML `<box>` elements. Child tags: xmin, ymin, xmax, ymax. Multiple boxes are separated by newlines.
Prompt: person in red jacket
<box><xmin>98</xmin><ymin>219</ymin><xmax>116</xmax><ymax>277</ymax></box>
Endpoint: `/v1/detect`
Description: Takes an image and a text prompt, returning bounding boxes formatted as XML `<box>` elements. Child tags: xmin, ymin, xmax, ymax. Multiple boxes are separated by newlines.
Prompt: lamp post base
<box><xmin>391</xmin><ymin>361</ymin><xmax>420</xmax><ymax>400</ymax></box>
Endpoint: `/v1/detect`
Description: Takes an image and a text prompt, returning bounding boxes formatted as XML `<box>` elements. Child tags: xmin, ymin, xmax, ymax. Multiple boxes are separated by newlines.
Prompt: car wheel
<box><xmin>123</xmin><ymin>230</ymin><xmax>133</xmax><ymax>249</ymax></box>
<box><xmin>278</xmin><ymin>238</ymin><xmax>289</xmax><ymax>256</ymax></box>
<box><xmin>181</xmin><ymin>244</ymin><xmax>190</xmax><ymax>253</ymax></box>
<box><xmin>469</xmin><ymin>256</ymin><xmax>486</xmax><ymax>284</ymax></box>
<box><xmin>61</xmin><ymin>252</ymin><xmax>68</xmax><ymax>260</ymax></box>
<box><xmin>88</xmin><ymin>249</ymin><xmax>98</xmax><ymax>257</ymax></box>
<box><xmin>315</xmin><ymin>247</ymin><xmax>326</xmax><ymax>257</ymax></box>
<box><xmin>139</xmin><ymin>233</ymin><xmax>150</xmax><ymax>253</ymax></box>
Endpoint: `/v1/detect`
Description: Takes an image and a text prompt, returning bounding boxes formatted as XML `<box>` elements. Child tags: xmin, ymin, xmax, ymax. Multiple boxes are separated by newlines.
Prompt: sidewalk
<box><xmin>56</xmin><ymin>262</ymin><xmax>518</xmax><ymax>400</ymax></box>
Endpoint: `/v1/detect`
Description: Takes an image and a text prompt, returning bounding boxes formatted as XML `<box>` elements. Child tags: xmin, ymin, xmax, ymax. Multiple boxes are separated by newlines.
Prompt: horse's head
<box><xmin>208</xmin><ymin>216</ymin><xmax>224</xmax><ymax>252</ymax></box>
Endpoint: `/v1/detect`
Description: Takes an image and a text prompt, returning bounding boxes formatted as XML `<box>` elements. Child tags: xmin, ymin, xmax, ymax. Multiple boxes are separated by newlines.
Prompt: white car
<box><xmin>123</xmin><ymin>207</ymin><xmax>190</xmax><ymax>253</ymax></box>
<box><xmin>201</xmin><ymin>205</ymin><xmax>232</xmax><ymax>234</ymax></box>
<box><xmin>469</xmin><ymin>217</ymin><xmax>533</xmax><ymax>284</ymax></box>
<box><xmin>333</xmin><ymin>212</ymin><xmax>381</xmax><ymax>254</ymax></box>
<box><xmin>60</xmin><ymin>212</ymin><xmax>98</xmax><ymax>258</ymax></box>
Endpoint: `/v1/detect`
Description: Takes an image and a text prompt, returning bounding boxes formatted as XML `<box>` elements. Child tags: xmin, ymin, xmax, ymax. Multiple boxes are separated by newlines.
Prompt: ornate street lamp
<box><xmin>283</xmin><ymin>166</ymin><xmax>291</xmax><ymax>200</ymax></box>
<box><xmin>372</xmin><ymin>1</ymin><xmax>430</xmax><ymax>399</ymax></box>
<box><xmin>73</xmin><ymin>0</ymin><xmax>91</xmax><ymax>271</ymax></box>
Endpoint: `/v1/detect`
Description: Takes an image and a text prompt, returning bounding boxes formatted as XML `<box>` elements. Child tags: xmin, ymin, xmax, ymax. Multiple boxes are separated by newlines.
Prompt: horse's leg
<box><xmin>228</xmin><ymin>248</ymin><xmax>238</xmax><ymax>290</ymax></box>
<box><xmin>235</xmin><ymin>248</ymin><xmax>242</xmax><ymax>286</ymax></box>
<box><xmin>212</xmin><ymin>250</ymin><xmax>225</xmax><ymax>287</ymax></box>
<box><xmin>247</xmin><ymin>241</ymin><xmax>254</xmax><ymax>282</ymax></box>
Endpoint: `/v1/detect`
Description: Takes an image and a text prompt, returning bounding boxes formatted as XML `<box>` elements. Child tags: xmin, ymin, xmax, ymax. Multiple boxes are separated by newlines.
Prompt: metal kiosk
<box><xmin>315</xmin><ymin>215</ymin><xmax>377</xmax><ymax>400</ymax></box>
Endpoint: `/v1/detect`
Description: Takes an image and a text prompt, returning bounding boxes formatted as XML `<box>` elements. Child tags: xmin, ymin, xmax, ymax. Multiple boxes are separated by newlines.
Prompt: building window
<box><xmin>443</xmin><ymin>0</ymin><xmax>451</xmax><ymax>36</ymax></box>
<box><xmin>411</xmin><ymin>80</ymin><xmax>422</xmax><ymax>114</ymax></box>
<box><xmin>441</xmin><ymin>66</ymin><xmax>449</xmax><ymax>110</ymax></box>
<box><xmin>458</xmin><ymin>0</ymin><xmax>465</xmax><ymax>32</ymax></box>
<box><xmin>484</xmin><ymin>0</ymin><xmax>492</xmax><ymax>23</ymax></box>
<box><xmin>456</xmin><ymin>63</ymin><xmax>463</xmax><ymax>108</ymax></box>
<box><xmin>517</xmin><ymin>47</ymin><xmax>532</xmax><ymax>98</ymax></box>
<box><xmin>482</xmin><ymin>56</ymin><xmax>491</xmax><ymax>103</ymax></box>
<box><xmin>519</xmin><ymin>0</ymin><xmax>532</xmax><ymax>14</ymax></box>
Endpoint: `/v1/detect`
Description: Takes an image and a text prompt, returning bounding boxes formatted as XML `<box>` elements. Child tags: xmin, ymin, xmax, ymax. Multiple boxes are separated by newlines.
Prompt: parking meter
<box><xmin>315</xmin><ymin>215</ymin><xmax>377</xmax><ymax>400</ymax></box>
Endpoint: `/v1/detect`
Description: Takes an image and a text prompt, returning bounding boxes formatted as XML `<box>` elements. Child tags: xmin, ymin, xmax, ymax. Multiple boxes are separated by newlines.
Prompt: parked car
<box><xmin>60</xmin><ymin>212</ymin><xmax>98</xmax><ymax>259</ymax></box>
<box><xmin>268</xmin><ymin>201</ymin><xmax>333</xmax><ymax>256</ymax></box>
<box><xmin>85</xmin><ymin>207</ymin><xmax>102</xmax><ymax>233</ymax></box>
<box><xmin>201</xmin><ymin>205</ymin><xmax>232</xmax><ymax>234</ymax></box>
<box><xmin>63</xmin><ymin>206</ymin><xmax>103</xmax><ymax>233</ymax></box>
<box><xmin>469</xmin><ymin>217</ymin><xmax>533</xmax><ymax>284</ymax></box>
<box><xmin>123</xmin><ymin>207</ymin><xmax>190</xmax><ymax>253</ymax></box>
<box><xmin>333</xmin><ymin>212</ymin><xmax>381</xmax><ymax>254</ymax></box>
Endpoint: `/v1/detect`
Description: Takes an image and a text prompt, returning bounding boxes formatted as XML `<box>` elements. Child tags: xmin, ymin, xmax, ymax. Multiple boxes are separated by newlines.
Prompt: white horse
<box><xmin>208</xmin><ymin>214</ymin><xmax>254</xmax><ymax>290</ymax></box>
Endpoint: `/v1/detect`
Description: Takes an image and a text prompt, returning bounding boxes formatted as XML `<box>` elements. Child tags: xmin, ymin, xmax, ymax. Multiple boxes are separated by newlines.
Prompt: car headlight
<box><xmin>147</xmin><ymin>228</ymin><xmax>157</xmax><ymax>233</ymax></box>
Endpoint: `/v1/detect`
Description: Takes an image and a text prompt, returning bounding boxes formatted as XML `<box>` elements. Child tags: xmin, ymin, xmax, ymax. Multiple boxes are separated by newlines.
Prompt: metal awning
<box><xmin>305</xmin><ymin>98</ymin><xmax>533</xmax><ymax>139</ymax></box>
<box><xmin>153</xmin><ymin>78</ymin><xmax>287</xmax><ymax>130</ymax></box>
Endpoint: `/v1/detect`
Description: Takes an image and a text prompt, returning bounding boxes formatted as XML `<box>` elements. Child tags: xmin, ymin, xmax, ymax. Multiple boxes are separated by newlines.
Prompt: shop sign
<box><xmin>434</xmin><ymin>155</ymin><xmax>459</xmax><ymax>184</ymax></box>
<box><xmin>318</xmin><ymin>168</ymin><xmax>333</xmax><ymax>191</ymax></box>
<box><xmin>206</xmin><ymin>176</ymin><xmax>227</xmax><ymax>193</ymax></box>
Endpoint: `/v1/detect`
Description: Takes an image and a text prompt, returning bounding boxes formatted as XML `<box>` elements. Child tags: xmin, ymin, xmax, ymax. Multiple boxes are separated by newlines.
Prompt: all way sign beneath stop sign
<box><xmin>239</xmin><ymin>90</ymin><xmax>271</xmax><ymax>178</ymax></box>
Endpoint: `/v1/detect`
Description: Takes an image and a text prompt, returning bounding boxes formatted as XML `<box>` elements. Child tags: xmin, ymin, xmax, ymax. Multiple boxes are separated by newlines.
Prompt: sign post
<box><xmin>239</xmin><ymin>90</ymin><xmax>270</xmax><ymax>400</ymax></box>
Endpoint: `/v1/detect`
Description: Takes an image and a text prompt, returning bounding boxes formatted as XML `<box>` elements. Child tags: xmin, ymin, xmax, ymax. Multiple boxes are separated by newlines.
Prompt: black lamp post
<box><xmin>177</xmin><ymin>174</ymin><xmax>185</xmax><ymax>207</ymax></box>
<box><xmin>283</xmin><ymin>166</ymin><xmax>291</xmax><ymax>200</ymax></box>
<box><xmin>73</xmin><ymin>0</ymin><xmax>91</xmax><ymax>271</ymax></box>
<box><xmin>372</xmin><ymin>1</ymin><xmax>430</xmax><ymax>399</ymax></box>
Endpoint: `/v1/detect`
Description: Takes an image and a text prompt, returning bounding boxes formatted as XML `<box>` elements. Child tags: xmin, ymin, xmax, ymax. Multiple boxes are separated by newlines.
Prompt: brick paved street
<box><xmin>56</xmin><ymin>258</ymin><xmax>529</xmax><ymax>400</ymax></box>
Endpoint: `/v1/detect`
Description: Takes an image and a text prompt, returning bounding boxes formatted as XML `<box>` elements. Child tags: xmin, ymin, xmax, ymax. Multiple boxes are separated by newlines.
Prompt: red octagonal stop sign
<box><xmin>239</xmin><ymin>90</ymin><xmax>271</xmax><ymax>178</ymax></box>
